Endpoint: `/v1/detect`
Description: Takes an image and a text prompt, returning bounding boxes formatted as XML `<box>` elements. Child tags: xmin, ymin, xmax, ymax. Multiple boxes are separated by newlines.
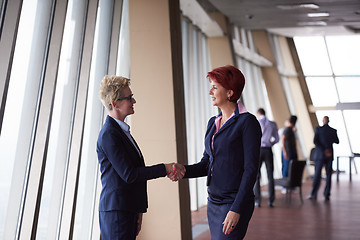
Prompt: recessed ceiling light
<box><xmin>297</xmin><ymin>21</ymin><xmax>327</xmax><ymax>26</ymax></box>
<box><xmin>307</xmin><ymin>12</ymin><xmax>330</xmax><ymax>17</ymax></box>
<box><xmin>277</xmin><ymin>3</ymin><xmax>319</xmax><ymax>10</ymax></box>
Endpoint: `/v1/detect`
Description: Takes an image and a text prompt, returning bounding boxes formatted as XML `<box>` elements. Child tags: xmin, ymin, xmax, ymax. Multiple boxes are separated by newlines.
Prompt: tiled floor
<box><xmin>191</xmin><ymin>205</ymin><xmax>210</xmax><ymax>239</ymax></box>
<box><xmin>191</xmin><ymin>173</ymin><xmax>360</xmax><ymax>239</ymax></box>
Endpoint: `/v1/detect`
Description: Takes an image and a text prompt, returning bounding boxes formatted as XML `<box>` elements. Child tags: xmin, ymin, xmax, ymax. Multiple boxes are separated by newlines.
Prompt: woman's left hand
<box><xmin>222</xmin><ymin>210</ymin><xmax>240</xmax><ymax>235</ymax></box>
<box><xmin>137</xmin><ymin>213</ymin><xmax>143</xmax><ymax>236</ymax></box>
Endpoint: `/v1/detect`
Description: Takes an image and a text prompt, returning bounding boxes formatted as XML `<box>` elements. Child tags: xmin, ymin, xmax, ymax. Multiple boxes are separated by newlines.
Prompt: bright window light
<box><xmin>297</xmin><ymin>21</ymin><xmax>327</xmax><ymax>26</ymax></box>
<box><xmin>277</xmin><ymin>3</ymin><xmax>319</xmax><ymax>10</ymax></box>
<box><xmin>307</xmin><ymin>12</ymin><xmax>330</xmax><ymax>17</ymax></box>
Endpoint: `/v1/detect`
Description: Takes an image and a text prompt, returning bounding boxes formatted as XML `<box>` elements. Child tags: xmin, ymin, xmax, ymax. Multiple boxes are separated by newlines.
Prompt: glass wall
<box><xmin>0</xmin><ymin>0</ymin><xmax>127</xmax><ymax>238</ymax></box>
<box><xmin>181</xmin><ymin>16</ymin><xmax>217</xmax><ymax>211</ymax></box>
<box><xmin>233</xmin><ymin>27</ymin><xmax>284</xmax><ymax>179</ymax></box>
<box><xmin>294</xmin><ymin>35</ymin><xmax>360</xmax><ymax>171</ymax></box>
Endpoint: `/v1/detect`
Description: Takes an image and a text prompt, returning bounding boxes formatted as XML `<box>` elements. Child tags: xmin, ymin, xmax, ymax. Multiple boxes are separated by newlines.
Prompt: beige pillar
<box><xmin>252</xmin><ymin>30</ymin><xmax>290</xmax><ymax>127</ymax></box>
<box><xmin>208</xmin><ymin>37</ymin><xmax>234</xmax><ymax>68</ymax></box>
<box><xmin>286</xmin><ymin>38</ymin><xmax>318</xmax><ymax>128</ymax></box>
<box><xmin>279</xmin><ymin>37</ymin><xmax>315</xmax><ymax>158</ymax></box>
<box><xmin>207</xmin><ymin>13</ymin><xmax>234</xmax><ymax>68</ymax></box>
<box><xmin>252</xmin><ymin>30</ymin><xmax>315</xmax><ymax>161</ymax></box>
<box><xmin>129</xmin><ymin>0</ymin><xmax>191</xmax><ymax>239</ymax></box>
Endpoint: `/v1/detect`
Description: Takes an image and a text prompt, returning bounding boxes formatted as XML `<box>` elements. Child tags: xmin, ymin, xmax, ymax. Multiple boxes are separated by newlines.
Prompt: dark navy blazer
<box><xmin>313</xmin><ymin>124</ymin><xmax>339</xmax><ymax>160</ymax></box>
<box><xmin>184</xmin><ymin>108</ymin><xmax>261</xmax><ymax>214</ymax></box>
<box><xmin>96</xmin><ymin>116</ymin><xmax>166</xmax><ymax>213</ymax></box>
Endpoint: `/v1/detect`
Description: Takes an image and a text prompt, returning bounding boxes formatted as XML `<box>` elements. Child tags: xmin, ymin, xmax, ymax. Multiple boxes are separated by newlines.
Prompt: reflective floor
<box><xmin>192</xmin><ymin>173</ymin><xmax>360</xmax><ymax>240</ymax></box>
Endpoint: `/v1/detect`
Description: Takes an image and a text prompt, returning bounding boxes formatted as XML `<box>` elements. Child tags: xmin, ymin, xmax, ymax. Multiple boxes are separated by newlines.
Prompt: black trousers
<box><xmin>99</xmin><ymin>210</ymin><xmax>138</xmax><ymax>240</ymax></box>
<box><xmin>254</xmin><ymin>147</ymin><xmax>275</xmax><ymax>205</ymax></box>
<box><xmin>310</xmin><ymin>157</ymin><xmax>333</xmax><ymax>198</ymax></box>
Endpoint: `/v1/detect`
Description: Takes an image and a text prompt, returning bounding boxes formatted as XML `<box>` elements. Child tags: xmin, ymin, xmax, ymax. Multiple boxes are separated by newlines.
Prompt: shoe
<box><xmin>268</xmin><ymin>203</ymin><xmax>274</xmax><ymax>208</ymax></box>
<box><xmin>255</xmin><ymin>202</ymin><xmax>261</xmax><ymax>208</ymax></box>
<box><xmin>325</xmin><ymin>196</ymin><xmax>330</xmax><ymax>201</ymax></box>
<box><xmin>281</xmin><ymin>189</ymin><xmax>287</xmax><ymax>194</ymax></box>
<box><xmin>307</xmin><ymin>195</ymin><xmax>317</xmax><ymax>200</ymax></box>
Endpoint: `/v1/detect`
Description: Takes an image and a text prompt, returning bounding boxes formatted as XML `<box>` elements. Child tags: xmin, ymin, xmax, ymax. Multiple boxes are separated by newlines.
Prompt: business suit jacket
<box><xmin>96</xmin><ymin>116</ymin><xmax>166</xmax><ymax>213</ymax></box>
<box><xmin>184</xmin><ymin>108</ymin><xmax>261</xmax><ymax>214</ymax></box>
<box><xmin>313</xmin><ymin>124</ymin><xmax>339</xmax><ymax>161</ymax></box>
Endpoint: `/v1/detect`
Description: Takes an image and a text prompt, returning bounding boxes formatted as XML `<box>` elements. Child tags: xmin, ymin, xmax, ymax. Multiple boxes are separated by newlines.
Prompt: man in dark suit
<box><xmin>308</xmin><ymin>116</ymin><xmax>339</xmax><ymax>201</ymax></box>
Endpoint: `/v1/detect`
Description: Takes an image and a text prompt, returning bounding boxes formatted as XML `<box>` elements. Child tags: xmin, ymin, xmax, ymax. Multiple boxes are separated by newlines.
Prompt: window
<box><xmin>182</xmin><ymin>16</ymin><xmax>215</xmax><ymax>211</ymax></box>
<box><xmin>294</xmin><ymin>35</ymin><xmax>360</xmax><ymax>171</ymax></box>
<box><xmin>0</xmin><ymin>0</ymin><xmax>127</xmax><ymax>238</ymax></box>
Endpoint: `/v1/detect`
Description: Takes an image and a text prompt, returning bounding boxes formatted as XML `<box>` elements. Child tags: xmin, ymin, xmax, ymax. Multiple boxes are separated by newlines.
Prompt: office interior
<box><xmin>0</xmin><ymin>0</ymin><xmax>359</xmax><ymax>239</ymax></box>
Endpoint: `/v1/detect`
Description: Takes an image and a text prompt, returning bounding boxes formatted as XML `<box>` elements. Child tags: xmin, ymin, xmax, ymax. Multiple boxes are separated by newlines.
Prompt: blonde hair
<box><xmin>99</xmin><ymin>75</ymin><xmax>130</xmax><ymax>110</ymax></box>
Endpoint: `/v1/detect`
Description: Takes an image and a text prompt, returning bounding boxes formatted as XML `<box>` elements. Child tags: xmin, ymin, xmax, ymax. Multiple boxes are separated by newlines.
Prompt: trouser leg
<box><xmin>324</xmin><ymin>158</ymin><xmax>332</xmax><ymax>198</ymax></box>
<box><xmin>264</xmin><ymin>148</ymin><xmax>275</xmax><ymax>204</ymax></box>
<box><xmin>254</xmin><ymin>172</ymin><xmax>261</xmax><ymax>204</ymax></box>
<box><xmin>254</xmin><ymin>159</ymin><xmax>263</xmax><ymax>205</ymax></box>
<box><xmin>311</xmin><ymin>159</ymin><xmax>324</xmax><ymax>198</ymax></box>
<box><xmin>282</xmin><ymin>151</ymin><xmax>289</xmax><ymax>178</ymax></box>
<box><xmin>99</xmin><ymin>211</ymin><xmax>138</xmax><ymax>240</ymax></box>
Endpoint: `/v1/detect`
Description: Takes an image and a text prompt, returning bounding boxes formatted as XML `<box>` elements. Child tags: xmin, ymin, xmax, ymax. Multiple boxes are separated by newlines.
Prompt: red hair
<box><xmin>207</xmin><ymin>65</ymin><xmax>245</xmax><ymax>102</ymax></box>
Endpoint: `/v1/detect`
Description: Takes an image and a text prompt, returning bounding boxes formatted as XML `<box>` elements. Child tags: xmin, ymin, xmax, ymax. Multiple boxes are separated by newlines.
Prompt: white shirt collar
<box><xmin>110</xmin><ymin>116</ymin><xmax>130</xmax><ymax>133</ymax></box>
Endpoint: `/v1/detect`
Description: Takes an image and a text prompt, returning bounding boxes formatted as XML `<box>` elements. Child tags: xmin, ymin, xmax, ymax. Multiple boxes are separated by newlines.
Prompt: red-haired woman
<box><xmin>182</xmin><ymin>65</ymin><xmax>261</xmax><ymax>239</ymax></box>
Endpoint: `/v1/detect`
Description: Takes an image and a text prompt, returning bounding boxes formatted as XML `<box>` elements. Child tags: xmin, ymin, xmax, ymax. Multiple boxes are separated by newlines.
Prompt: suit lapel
<box><xmin>107</xmin><ymin>116</ymin><xmax>144</xmax><ymax>164</ymax></box>
<box><xmin>204</xmin><ymin>118</ymin><xmax>216</xmax><ymax>155</ymax></box>
<box><xmin>214</xmin><ymin>106</ymin><xmax>240</xmax><ymax>136</ymax></box>
<box><xmin>129</xmin><ymin>134</ymin><xmax>144</xmax><ymax>161</ymax></box>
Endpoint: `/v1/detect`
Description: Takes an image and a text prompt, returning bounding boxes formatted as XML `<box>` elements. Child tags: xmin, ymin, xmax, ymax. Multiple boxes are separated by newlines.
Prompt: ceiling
<box><xmin>198</xmin><ymin>0</ymin><xmax>360</xmax><ymax>37</ymax></box>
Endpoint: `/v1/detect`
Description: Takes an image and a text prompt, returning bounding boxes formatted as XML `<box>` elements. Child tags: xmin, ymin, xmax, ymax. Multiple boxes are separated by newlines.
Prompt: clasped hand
<box><xmin>165</xmin><ymin>163</ymin><xmax>185</xmax><ymax>182</ymax></box>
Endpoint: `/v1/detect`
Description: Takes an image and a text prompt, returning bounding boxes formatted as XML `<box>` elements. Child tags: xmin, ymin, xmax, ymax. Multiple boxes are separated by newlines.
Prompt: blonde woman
<box><xmin>97</xmin><ymin>75</ymin><xmax>184</xmax><ymax>239</ymax></box>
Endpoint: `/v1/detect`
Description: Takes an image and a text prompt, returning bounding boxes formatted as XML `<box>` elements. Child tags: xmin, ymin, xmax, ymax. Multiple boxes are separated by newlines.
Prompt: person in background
<box><xmin>96</xmin><ymin>75</ymin><xmax>184</xmax><ymax>240</ymax></box>
<box><xmin>308</xmin><ymin>116</ymin><xmax>339</xmax><ymax>201</ymax></box>
<box><xmin>171</xmin><ymin>65</ymin><xmax>261</xmax><ymax>239</ymax></box>
<box><xmin>253</xmin><ymin>108</ymin><xmax>279</xmax><ymax>208</ymax></box>
<box><xmin>278</xmin><ymin>120</ymin><xmax>290</xmax><ymax>146</ymax></box>
<box><xmin>281</xmin><ymin>115</ymin><xmax>298</xmax><ymax>179</ymax></box>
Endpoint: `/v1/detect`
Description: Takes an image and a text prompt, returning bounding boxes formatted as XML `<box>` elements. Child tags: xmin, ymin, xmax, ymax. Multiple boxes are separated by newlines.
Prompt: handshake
<box><xmin>165</xmin><ymin>163</ymin><xmax>186</xmax><ymax>182</ymax></box>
